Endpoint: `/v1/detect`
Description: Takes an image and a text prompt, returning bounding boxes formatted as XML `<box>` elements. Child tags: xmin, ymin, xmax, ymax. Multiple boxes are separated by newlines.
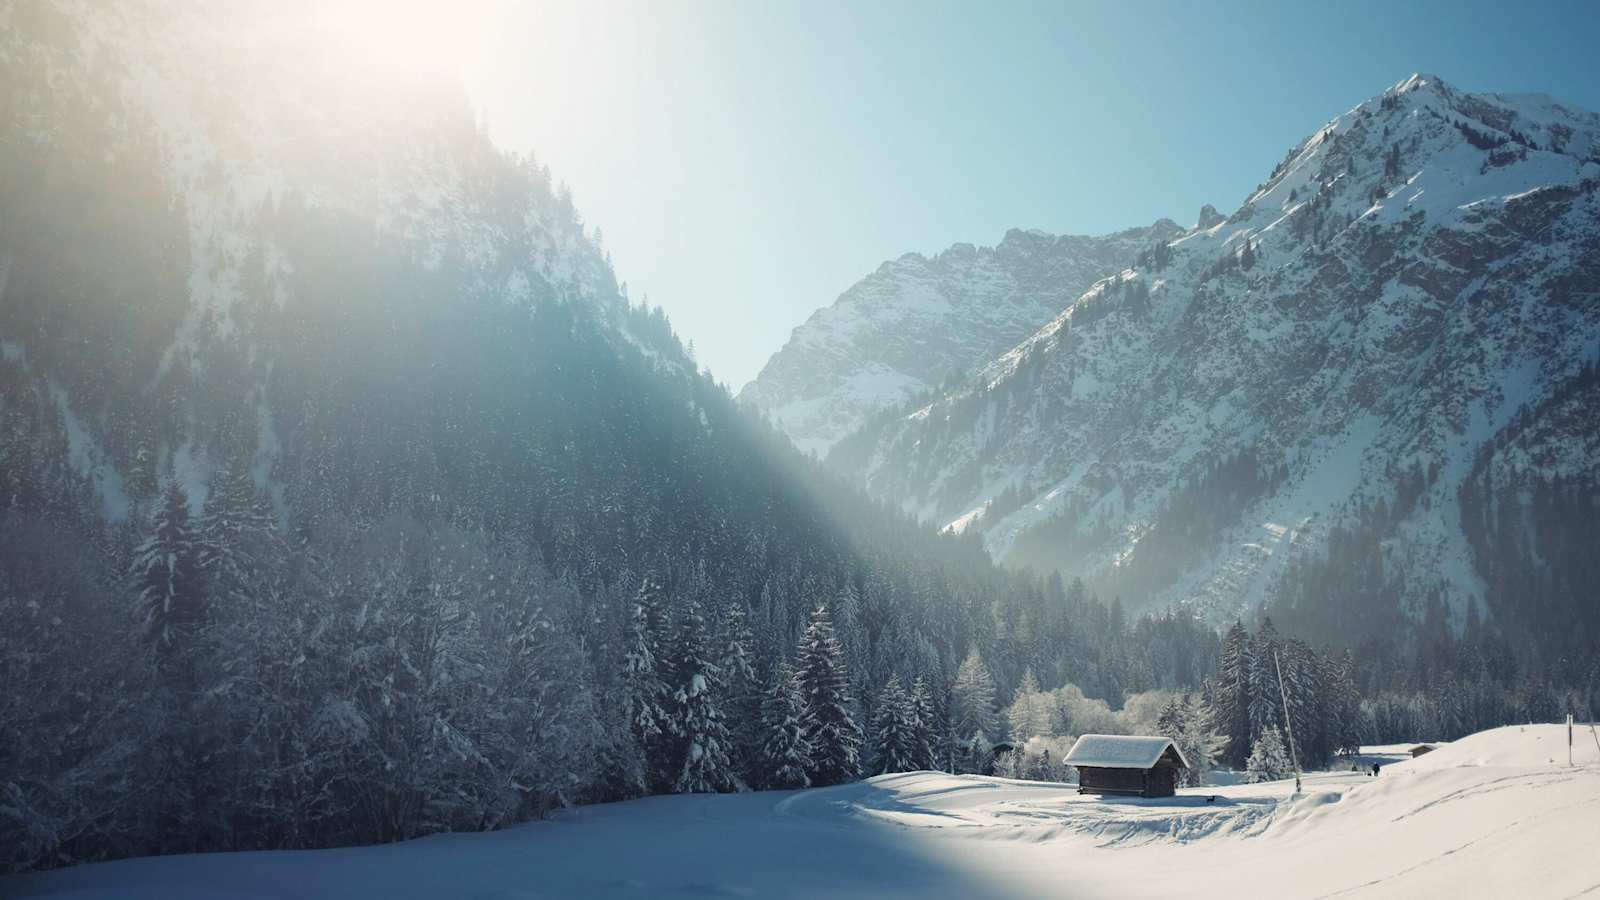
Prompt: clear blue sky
<box><xmin>464</xmin><ymin>0</ymin><xmax>1600</xmax><ymax>389</ymax></box>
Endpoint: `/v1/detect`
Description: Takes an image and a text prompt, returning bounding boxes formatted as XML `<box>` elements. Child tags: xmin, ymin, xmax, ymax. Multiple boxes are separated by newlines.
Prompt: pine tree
<box><xmin>1246</xmin><ymin>618</ymin><xmax>1282</xmax><ymax>750</ymax></box>
<box><xmin>758</xmin><ymin>661</ymin><xmax>811</xmax><ymax>789</ymax></box>
<box><xmin>130</xmin><ymin>481</ymin><xmax>214</xmax><ymax>851</ymax></box>
<box><xmin>1245</xmin><ymin>724</ymin><xmax>1293</xmax><ymax>783</ymax></box>
<box><xmin>1280</xmin><ymin>638</ymin><xmax>1320</xmax><ymax>768</ymax></box>
<box><xmin>1156</xmin><ymin>695</ymin><xmax>1187</xmax><ymax>739</ymax></box>
<box><xmin>1171</xmin><ymin>694</ymin><xmax>1227</xmax><ymax>787</ymax></box>
<box><xmin>671</xmin><ymin>598</ymin><xmax>737</xmax><ymax>793</ymax></box>
<box><xmin>794</xmin><ymin>604</ymin><xmax>862</xmax><ymax>786</ymax></box>
<box><xmin>197</xmin><ymin>466</ymin><xmax>281</xmax><ymax>610</ymax></box>
<box><xmin>1214</xmin><ymin>621</ymin><xmax>1250</xmax><ymax>766</ymax></box>
<box><xmin>720</xmin><ymin>601</ymin><xmax>762</xmax><ymax>785</ymax></box>
<box><xmin>132</xmin><ymin>481</ymin><xmax>205</xmax><ymax>664</ymax></box>
<box><xmin>871</xmin><ymin>675</ymin><xmax>919</xmax><ymax>774</ymax></box>
<box><xmin>951</xmin><ymin>647</ymin><xmax>997</xmax><ymax>772</ymax></box>
<box><xmin>909</xmin><ymin>674</ymin><xmax>938</xmax><ymax>770</ymax></box>
<box><xmin>622</xmin><ymin>576</ymin><xmax>672</xmax><ymax>788</ymax></box>
<box><xmin>1325</xmin><ymin>650</ymin><xmax>1365</xmax><ymax>756</ymax></box>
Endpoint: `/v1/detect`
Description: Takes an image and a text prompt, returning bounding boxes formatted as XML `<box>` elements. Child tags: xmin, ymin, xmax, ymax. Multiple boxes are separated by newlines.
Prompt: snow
<box><xmin>836</xmin><ymin>74</ymin><xmax>1600</xmax><ymax>628</ymax></box>
<box><xmin>7</xmin><ymin>724</ymin><xmax>1596</xmax><ymax>899</ymax></box>
<box><xmin>743</xmin><ymin>221</ymin><xmax>1184</xmax><ymax>456</ymax></box>
<box><xmin>45</xmin><ymin>381</ymin><xmax>129</xmax><ymax>522</ymax></box>
<box><xmin>1064</xmin><ymin>734</ymin><xmax>1189</xmax><ymax>769</ymax></box>
<box><xmin>942</xmin><ymin>505</ymin><xmax>986</xmax><ymax>536</ymax></box>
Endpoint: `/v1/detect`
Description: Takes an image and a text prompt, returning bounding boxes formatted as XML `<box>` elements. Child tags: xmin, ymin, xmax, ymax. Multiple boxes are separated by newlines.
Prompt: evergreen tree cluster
<box><xmin>1209</xmin><ymin>619</ymin><xmax>1364</xmax><ymax>770</ymax></box>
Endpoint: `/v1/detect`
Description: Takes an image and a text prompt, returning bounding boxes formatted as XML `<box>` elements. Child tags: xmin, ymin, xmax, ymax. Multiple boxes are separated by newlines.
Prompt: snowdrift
<box><xmin>1400</xmin><ymin>723</ymin><xmax>1598</xmax><ymax>769</ymax></box>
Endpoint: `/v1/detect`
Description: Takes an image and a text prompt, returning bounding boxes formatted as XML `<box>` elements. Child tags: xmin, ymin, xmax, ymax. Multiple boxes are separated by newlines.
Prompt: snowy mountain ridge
<box><xmin>739</xmin><ymin>219</ymin><xmax>1185</xmax><ymax>456</ymax></box>
<box><xmin>829</xmin><ymin>74</ymin><xmax>1600</xmax><ymax>635</ymax></box>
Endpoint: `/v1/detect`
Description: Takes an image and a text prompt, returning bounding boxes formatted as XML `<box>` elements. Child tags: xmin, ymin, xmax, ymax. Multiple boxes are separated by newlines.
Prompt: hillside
<box><xmin>828</xmin><ymin>75</ymin><xmax>1600</xmax><ymax>648</ymax></box>
<box><xmin>740</xmin><ymin>220</ymin><xmax>1183</xmax><ymax>456</ymax></box>
<box><xmin>8</xmin><ymin>723</ymin><xmax>1596</xmax><ymax>898</ymax></box>
<box><xmin>1</xmin><ymin>0</ymin><xmax>1165</xmax><ymax>873</ymax></box>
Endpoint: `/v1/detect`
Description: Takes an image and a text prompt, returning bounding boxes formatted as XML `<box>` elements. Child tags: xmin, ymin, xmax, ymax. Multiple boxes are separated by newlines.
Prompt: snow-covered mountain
<box><xmin>828</xmin><ymin>75</ymin><xmax>1600</xmax><ymax>641</ymax></box>
<box><xmin>0</xmin><ymin>1</ymin><xmax>656</xmax><ymax>522</ymax></box>
<box><xmin>739</xmin><ymin>221</ymin><xmax>1183</xmax><ymax>456</ymax></box>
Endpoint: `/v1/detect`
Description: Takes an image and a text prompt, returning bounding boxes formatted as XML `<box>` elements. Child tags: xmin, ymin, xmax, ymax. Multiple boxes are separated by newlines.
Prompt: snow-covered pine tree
<box><xmin>338</xmin><ymin>520</ymin><xmax>488</xmax><ymax>841</ymax></box>
<box><xmin>1246</xmin><ymin>618</ymin><xmax>1282</xmax><ymax>750</ymax></box>
<box><xmin>623</xmin><ymin>576</ymin><xmax>673</xmax><ymax>789</ymax></box>
<box><xmin>1214</xmin><ymin>620</ymin><xmax>1251</xmax><ymax>766</ymax></box>
<box><xmin>909</xmin><ymin>673</ymin><xmax>938</xmax><ymax>770</ymax></box>
<box><xmin>577</xmin><ymin>579</ymin><xmax>647</xmax><ymax>802</ymax></box>
<box><xmin>671</xmin><ymin>597</ymin><xmax>738</xmax><ymax>793</ymax></box>
<box><xmin>720</xmin><ymin>600</ymin><xmax>763</xmax><ymax>785</ymax></box>
<box><xmin>1245</xmin><ymin>723</ymin><xmax>1293</xmax><ymax>783</ymax></box>
<box><xmin>474</xmin><ymin>555</ymin><xmax>604</xmax><ymax>822</ymax></box>
<box><xmin>794</xmin><ymin>604</ymin><xmax>862</xmax><ymax>786</ymax></box>
<box><xmin>1172</xmin><ymin>694</ymin><xmax>1228</xmax><ymax>787</ymax></box>
<box><xmin>1325</xmin><ymin>649</ymin><xmax>1366</xmax><ymax>756</ymax></box>
<box><xmin>758</xmin><ymin>660</ymin><xmax>811</xmax><ymax>789</ymax></box>
<box><xmin>951</xmin><ymin>647</ymin><xmax>998</xmax><ymax>773</ymax></box>
<box><xmin>1280</xmin><ymin>637</ymin><xmax>1322</xmax><ymax>767</ymax></box>
<box><xmin>132</xmin><ymin>481</ymin><xmax>205</xmax><ymax>666</ymax></box>
<box><xmin>196</xmin><ymin>466</ymin><xmax>281</xmax><ymax>609</ymax></box>
<box><xmin>1156</xmin><ymin>694</ymin><xmax>1187</xmax><ymax>739</ymax></box>
<box><xmin>871</xmin><ymin>674</ymin><xmax>919</xmax><ymax>774</ymax></box>
<box><xmin>191</xmin><ymin>464</ymin><xmax>290</xmax><ymax>835</ymax></box>
<box><xmin>830</xmin><ymin>582</ymin><xmax>869</xmax><ymax>691</ymax></box>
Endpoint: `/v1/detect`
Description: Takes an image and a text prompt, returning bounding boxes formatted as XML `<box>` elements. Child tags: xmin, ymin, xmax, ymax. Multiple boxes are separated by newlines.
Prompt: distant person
<box><xmin>1371</xmin><ymin>763</ymin><xmax>1381</xmax><ymax>777</ymax></box>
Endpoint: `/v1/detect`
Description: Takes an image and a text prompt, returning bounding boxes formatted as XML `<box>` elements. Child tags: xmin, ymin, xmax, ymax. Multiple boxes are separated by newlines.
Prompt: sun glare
<box><xmin>307</xmin><ymin>0</ymin><xmax>495</xmax><ymax>78</ymax></box>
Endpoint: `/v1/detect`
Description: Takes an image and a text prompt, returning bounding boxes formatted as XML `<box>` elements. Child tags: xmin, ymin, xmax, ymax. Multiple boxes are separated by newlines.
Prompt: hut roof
<box><xmin>1064</xmin><ymin>734</ymin><xmax>1190</xmax><ymax>770</ymax></box>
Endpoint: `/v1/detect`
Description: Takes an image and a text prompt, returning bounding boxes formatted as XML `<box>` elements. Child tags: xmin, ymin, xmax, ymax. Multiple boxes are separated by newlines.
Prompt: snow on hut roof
<box><xmin>1064</xmin><ymin>734</ymin><xmax>1190</xmax><ymax>770</ymax></box>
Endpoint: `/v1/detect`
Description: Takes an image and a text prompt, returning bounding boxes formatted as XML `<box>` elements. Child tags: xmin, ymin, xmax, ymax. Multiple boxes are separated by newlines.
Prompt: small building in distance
<box><xmin>1065</xmin><ymin>734</ymin><xmax>1190</xmax><ymax>798</ymax></box>
<box><xmin>1409</xmin><ymin>744</ymin><xmax>1437</xmax><ymax>758</ymax></box>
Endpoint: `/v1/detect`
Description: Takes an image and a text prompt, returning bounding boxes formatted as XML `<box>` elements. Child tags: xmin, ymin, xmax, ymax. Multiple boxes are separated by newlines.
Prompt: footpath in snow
<box><xmin>6</xmin><ymin>724</ymin><xmax>1599</xmax><ymax>899</ymax></box>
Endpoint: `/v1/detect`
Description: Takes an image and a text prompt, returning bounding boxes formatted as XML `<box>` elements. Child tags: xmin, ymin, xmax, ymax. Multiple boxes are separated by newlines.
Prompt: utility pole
<box><xmin>1274</xmin><ymin>650</ymin><xmax>1303</xmax><ymax>795</ymax></box>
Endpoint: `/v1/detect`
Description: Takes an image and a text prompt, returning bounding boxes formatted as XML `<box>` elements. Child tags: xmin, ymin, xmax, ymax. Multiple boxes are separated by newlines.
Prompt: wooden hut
<box><xmin>1064</xmin><ymin>734</ymin><xmax>1190</xmax><ymax>798</ymax></box>
<box><xmin>1409</xmin><ymin>743</ymin><xmax>1437</xmax><ymax>758</ymax></box>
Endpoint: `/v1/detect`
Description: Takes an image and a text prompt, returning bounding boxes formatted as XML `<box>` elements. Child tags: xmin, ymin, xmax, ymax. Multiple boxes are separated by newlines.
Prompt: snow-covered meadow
<box><xmin>7</xmin><ymin>724</ymin><xmax>1596</xmax><ymax>899</ymax></box>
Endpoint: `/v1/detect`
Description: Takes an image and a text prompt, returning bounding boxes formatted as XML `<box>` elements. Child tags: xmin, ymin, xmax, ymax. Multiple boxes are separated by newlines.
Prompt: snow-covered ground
<box><xmin>7</xmin><ymin>724</ymin><xmax>1598</xmax><ymax>899</ymax></box>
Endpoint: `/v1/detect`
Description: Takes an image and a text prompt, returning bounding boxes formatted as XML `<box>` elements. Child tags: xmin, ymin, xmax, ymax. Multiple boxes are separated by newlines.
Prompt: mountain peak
<box><xmin>1392</xmin><ymin>72</ymin><xmax>1447</xmax><ymax>96</ymax></box>
<box><xmin>832</xmin><ymin>74</ymin><xmax>1600</xmax><ymax>635</ymax></box>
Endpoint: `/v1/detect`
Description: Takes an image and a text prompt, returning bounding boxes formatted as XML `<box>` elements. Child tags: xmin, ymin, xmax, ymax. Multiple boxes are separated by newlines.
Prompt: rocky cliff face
<box><xmin>829</xmin><ymin>76</ymin><xmax>1600</xmax><ymax>642</ymax></box>
<box><xmin>739</xmin><ymin>221</ymin><xmax>1183</xmax><ymax>456</ymax></box>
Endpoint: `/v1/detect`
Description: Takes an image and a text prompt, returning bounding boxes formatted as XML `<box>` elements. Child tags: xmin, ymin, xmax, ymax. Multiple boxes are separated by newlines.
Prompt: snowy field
<box><xmin>7</xmin><ymin>724</ymin><xmax>1598</xmax><ymax>899</ymax></box>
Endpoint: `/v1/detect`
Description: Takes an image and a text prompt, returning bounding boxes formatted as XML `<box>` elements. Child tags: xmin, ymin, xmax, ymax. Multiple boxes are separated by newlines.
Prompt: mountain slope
<box><xmin>740</xmin><ymin>220</ymin><xmax>1183</xmax><ymax>456</ymax></box>
<box><xmin>832</xmin><ymin>75</ymin><xmax>1600</xmax><ymax>646</ymax></box>
<box><xmin>0</xmin><ymin>1</ymin><xmax>1098</xmax><ymax>870</ymax></box>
